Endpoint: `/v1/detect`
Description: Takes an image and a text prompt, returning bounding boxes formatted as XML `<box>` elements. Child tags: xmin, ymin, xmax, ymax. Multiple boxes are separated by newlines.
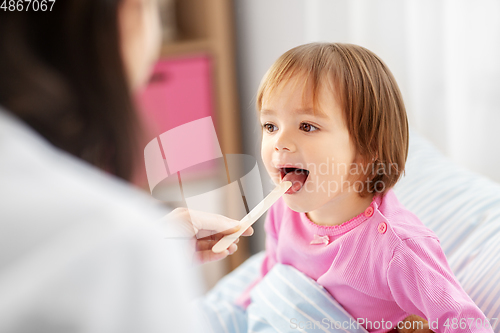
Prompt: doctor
<box><xmin>0</xmin><ymin>0</ymin><xmax>251</xmax><ymax>332</ymax></box>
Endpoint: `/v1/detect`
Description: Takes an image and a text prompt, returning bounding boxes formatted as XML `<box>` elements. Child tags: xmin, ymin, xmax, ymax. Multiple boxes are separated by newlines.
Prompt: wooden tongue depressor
<box><xmin>212</xmin><ymin>181</ymin><xmax>292</xmax><ymax>254</ymax></box>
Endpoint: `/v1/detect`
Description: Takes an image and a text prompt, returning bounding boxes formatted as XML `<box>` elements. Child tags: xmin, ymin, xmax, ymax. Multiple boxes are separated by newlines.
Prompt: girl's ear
<box><xmin>353</xmin><ymin>151</ymin><xmax>368</xmax><ymax>166</ymax></box>
<box><xmin>353</xmin><ymin>151</ymin><xmax>378</xmax><ymax>178</ymax></box>
<box><xmin>350</xmin><ymin>152</ymin><xmax>368</xmax><ymax>180</ymax></box>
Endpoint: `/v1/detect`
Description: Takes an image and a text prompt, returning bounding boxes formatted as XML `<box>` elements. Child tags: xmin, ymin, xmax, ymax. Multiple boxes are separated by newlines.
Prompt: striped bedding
<box><xmin>196</xmin><ymin>132</ymin><xmax>500</xmax><ymax>332</ymax></box>
<box><xmin>394</xmin><ymin>132</ymin><xmax>500</xmax><ymax>322</ymax></box>
<box><xmin>193</xmin><ymin>253</ymin><xmax>369</xmax><ymax>333</ymax></box>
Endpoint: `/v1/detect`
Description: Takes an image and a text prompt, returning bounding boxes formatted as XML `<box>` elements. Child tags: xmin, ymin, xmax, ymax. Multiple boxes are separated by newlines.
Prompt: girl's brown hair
<box><xmin>257</xmin><ymin>43</ymin><xmax>409</xmax><ymax>197</ymax></box>
<box><xmin>0</xmin><ymin>0</ymin><xmax>142</xmax><ymax>181</ymax></box>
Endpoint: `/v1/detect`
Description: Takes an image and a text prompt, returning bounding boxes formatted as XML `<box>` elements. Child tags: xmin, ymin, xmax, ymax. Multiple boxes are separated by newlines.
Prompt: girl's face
<box><xmin>119</xmin><ymin>0</ymin><xmax>162</xmax><ymax>91</ymax></box>
<box><xmin>260</xmin><ymin>75</ymin><xmax>363</xmax><ymax>215</ymax></box>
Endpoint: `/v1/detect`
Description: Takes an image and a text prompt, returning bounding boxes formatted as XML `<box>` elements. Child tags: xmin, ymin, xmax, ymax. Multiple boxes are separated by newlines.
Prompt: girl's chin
<box><xmin>282</xmin><ymin>194</ymin><xmax>312</xmax><ymax>213</ymax></box>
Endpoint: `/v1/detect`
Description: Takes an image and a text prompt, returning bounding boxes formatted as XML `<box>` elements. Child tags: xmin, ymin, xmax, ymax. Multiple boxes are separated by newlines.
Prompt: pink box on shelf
<box><xmin>138</xmin><ymin>56</ymin><xmax>219</xmax><ymax>176</ymax></box>
<box><xmin>139</xmin><ymin>56</ymin><xmax>215</xmax><ymax>137</ymax></box>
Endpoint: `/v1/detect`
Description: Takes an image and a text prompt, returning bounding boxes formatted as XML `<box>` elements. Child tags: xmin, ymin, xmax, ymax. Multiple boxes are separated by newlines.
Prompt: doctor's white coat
<box><xmin>0</xmin><ymin>109</ymin><xmax>200</xmax><ymax>333</ymax></box>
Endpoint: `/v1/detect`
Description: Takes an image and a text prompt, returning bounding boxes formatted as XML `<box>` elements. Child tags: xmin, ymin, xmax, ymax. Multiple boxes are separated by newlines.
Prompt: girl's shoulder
<box><xmin>377</xmin><ymin>189</ymin><xmax>439</xmax><ymax>243</ymax></box>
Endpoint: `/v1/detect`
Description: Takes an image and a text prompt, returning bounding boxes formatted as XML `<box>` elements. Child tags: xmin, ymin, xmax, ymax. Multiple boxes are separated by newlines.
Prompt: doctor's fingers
<box><xmin>167</xmin><ymin>208</ymin><xmax>254</xmax><ymax>237</ymax></box>
<box><xmin>240</xmin><ymin>226</ymin><xmax>254</xmax><ymax>236</ymax></box>
<box><xmin>196</xmin><ymin>225</ymin><xmax>253</xmax><ymax>239</ymax></box>
<box><xmin>177</xmin><ymin>208</ymin><xmax>241</xmax><ymax>234</ymax></box>
<box><xmin>196</xmin><ymin>236</ymin><xmax>239</xmax><ymax>252</ymax></box>
<box><xmin>194</xmin><ymin>243</ymin><xmax>238</xmax><ymax>263</ymax></box>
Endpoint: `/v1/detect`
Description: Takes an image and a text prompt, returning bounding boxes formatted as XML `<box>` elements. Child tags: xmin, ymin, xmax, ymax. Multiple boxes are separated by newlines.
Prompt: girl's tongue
<box><xmin>281</xmin><ymin>168</ymin><xmax>309</xmax><ymax>194</ymax></box>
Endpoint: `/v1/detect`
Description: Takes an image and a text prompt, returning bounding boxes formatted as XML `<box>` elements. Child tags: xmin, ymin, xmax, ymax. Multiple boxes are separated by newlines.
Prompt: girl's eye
<box><xmin>300</xmin><ymin>122</ymin><xmax>318</xmax><ymax>132</ymax></box>
<box><xmin>263</xmin><ymin>123</ymin><xmax>278</xmax><ymax>133</ymax></box>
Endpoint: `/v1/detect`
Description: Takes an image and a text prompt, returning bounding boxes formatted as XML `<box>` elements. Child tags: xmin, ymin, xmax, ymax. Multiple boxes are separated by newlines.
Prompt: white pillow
<box><xmin>394</xmin><ymin>132</ymin><xmax>500</xmax><ymax>329</ymax></box>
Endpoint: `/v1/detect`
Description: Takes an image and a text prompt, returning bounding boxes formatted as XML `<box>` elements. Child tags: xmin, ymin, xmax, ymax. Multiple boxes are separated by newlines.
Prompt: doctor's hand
<box><xmin>165</xmin><ymin>207</ymin><xmax>254</xmax><ymax>264</ymax></box>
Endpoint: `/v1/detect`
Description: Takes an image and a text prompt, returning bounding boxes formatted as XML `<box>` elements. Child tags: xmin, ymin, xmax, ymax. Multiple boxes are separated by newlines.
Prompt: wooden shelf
<box><xmin>161</xmin><ymin>39</ymin><xmax>212</xmax><ymax>58</ymax></box>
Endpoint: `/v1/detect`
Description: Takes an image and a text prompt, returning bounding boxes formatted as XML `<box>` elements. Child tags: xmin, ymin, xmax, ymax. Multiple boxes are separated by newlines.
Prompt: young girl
<box><xmin>235</xmin><ymin>43</ymin><xmax>491</xmax><ymax>333</ymax></box>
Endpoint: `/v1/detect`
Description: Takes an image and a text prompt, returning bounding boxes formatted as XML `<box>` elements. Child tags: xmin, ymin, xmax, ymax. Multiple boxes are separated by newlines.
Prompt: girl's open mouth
<box><xmin>280</xmin><ymin>167</ymin><xmax>309</xmax><ymax>194</ymax></box>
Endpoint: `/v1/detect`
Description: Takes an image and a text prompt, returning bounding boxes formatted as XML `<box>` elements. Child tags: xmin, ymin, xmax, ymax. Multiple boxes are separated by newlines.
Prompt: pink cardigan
<box><xmin>236</xmin><ymin>190</ymin><xmax>492</xmax><ymax>333</ymax></box>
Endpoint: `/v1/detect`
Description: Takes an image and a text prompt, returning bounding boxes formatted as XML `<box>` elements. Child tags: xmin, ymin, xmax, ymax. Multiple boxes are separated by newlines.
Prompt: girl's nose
<box><xmin>274</xmin><ymin>132</ymin><xmax>296</xmax><ymax>152</ymax></box>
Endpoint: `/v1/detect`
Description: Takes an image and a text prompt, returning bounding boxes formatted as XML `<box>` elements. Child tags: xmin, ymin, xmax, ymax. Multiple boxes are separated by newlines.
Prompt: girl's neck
<box><xmin>306</xmin><ymin>191</ymin><xmax>375</xmax><ymax>226</ymax></box>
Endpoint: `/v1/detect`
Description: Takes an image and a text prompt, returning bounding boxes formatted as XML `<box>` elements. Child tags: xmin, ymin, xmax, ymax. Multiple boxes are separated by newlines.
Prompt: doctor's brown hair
<box><xmin>0</xmin><ymin>0</ymin><xmax>143</xmax><ymax>181</ymax></box>
<box><xmin>257</xmin><ymin>43</ymin><xmax>409</xmax><ymax>197</ymax></box>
